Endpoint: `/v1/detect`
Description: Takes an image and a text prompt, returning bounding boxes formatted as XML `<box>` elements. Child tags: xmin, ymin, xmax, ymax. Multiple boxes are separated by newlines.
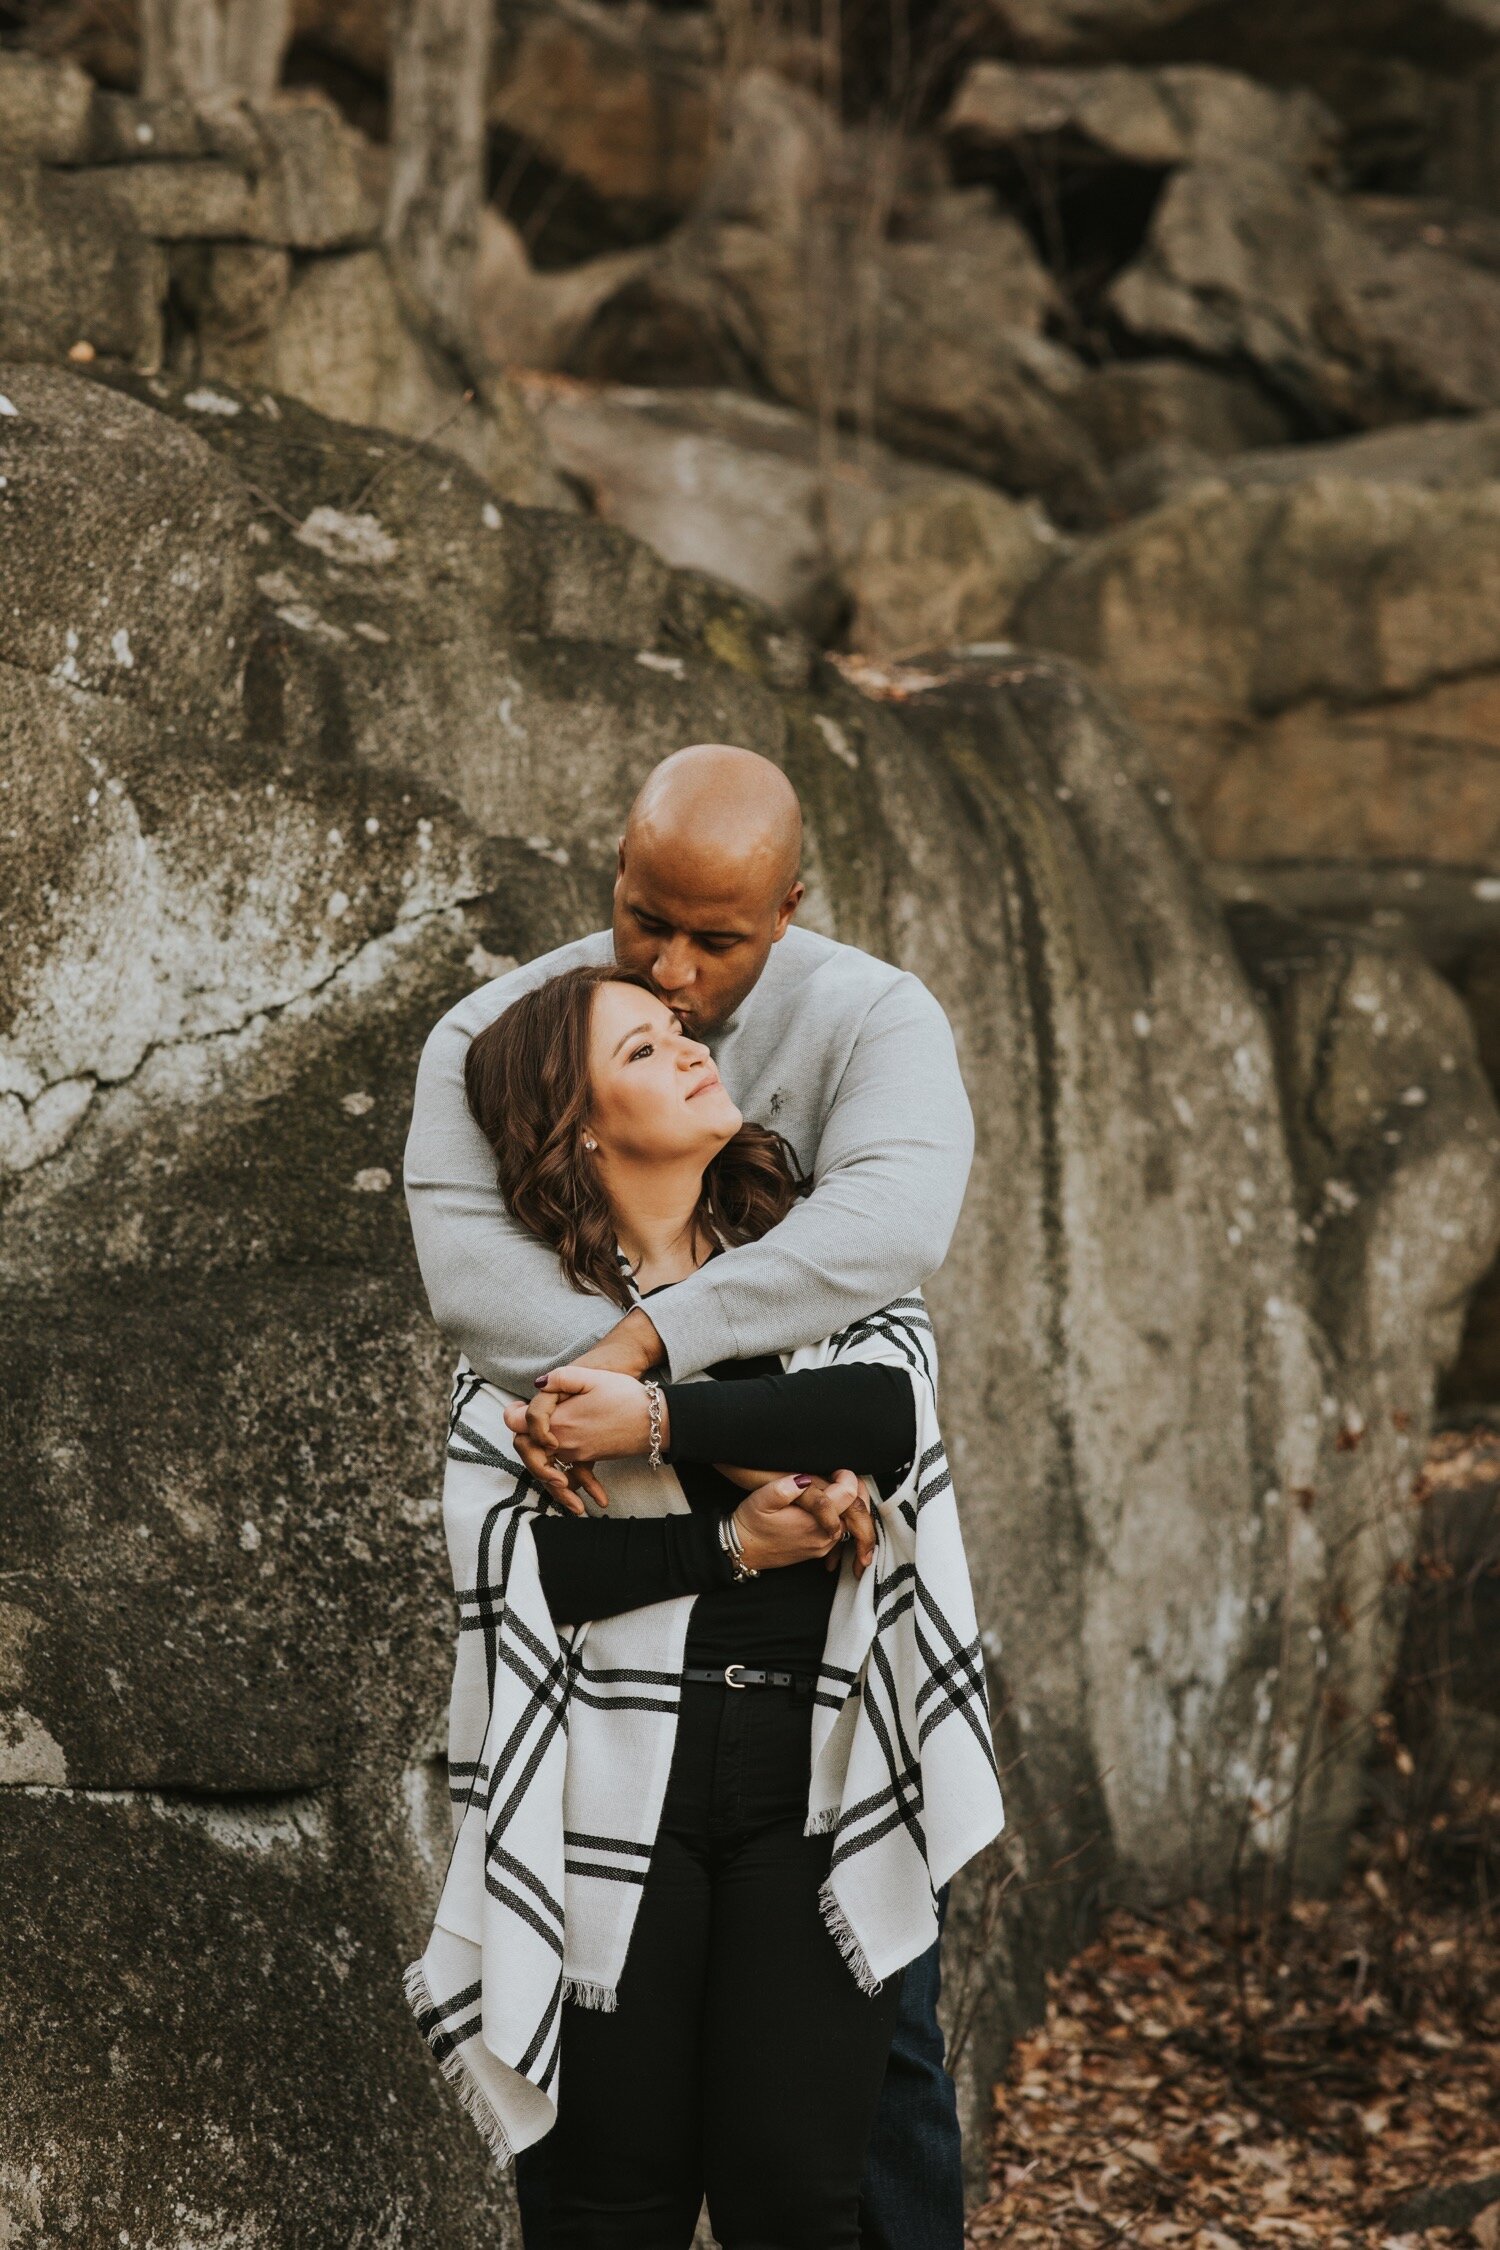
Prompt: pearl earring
<box><xmin>584</xmin><ymin>1136</ymin><xmax>597</xmax><ymax>1151</ymax></box>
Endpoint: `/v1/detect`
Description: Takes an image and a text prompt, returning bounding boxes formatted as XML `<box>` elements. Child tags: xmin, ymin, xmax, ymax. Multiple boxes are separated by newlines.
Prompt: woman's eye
<box><xmin>628</xmin><ymin>1043</ymin><xmax>654</xmax><ymax>1063</ymax></box>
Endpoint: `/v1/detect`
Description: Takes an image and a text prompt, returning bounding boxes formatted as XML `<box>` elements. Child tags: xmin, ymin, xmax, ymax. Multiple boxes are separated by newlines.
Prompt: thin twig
<box><xmin>242</xmin><ymin>479</ymin><xmax>302</xmax><ymax>531</ymax></box>
<box><xmin>346</xmin><ymin>389</ymin><xmax>476</xmax><ymax>514</ymax></box>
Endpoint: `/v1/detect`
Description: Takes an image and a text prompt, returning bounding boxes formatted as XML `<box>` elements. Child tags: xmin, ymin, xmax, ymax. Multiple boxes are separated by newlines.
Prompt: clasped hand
<box><xmin>502</xmin><ymin>1365</ymin><xmax>875</xmax><ymax>1577</ymax></box>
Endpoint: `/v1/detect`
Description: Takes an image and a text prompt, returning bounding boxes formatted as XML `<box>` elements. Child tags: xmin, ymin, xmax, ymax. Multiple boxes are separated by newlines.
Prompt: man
<box><xmin>404</xmin><ymin>743</ymin><xmax>975</xmax><ymax>2249</ymax></box>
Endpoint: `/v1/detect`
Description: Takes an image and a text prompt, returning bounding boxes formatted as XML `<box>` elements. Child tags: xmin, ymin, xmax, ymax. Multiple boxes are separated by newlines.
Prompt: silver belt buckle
<box><xmin>723</xmin><ymin>1662</ymin><xmax>747</xmax><ymax>1690</ymax></box>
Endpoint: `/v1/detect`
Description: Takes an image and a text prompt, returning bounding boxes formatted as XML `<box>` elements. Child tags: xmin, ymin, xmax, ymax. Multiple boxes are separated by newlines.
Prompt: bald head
<box><xmin>625</xmin><ymin>744</ymin><xmax>802</xmax><ymax>900</ymax></box>
<box><xmin>612</xmin><ymin>744</ymin><xmax>806</xmax><ymax>1035</ymax></box>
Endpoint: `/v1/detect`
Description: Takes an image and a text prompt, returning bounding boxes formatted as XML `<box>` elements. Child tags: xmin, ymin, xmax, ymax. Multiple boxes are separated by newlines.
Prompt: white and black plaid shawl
<box><xmin>404</xmin><ymin>1293</ymin><xmax>1005</xmax><ymax>2168</ymax></box>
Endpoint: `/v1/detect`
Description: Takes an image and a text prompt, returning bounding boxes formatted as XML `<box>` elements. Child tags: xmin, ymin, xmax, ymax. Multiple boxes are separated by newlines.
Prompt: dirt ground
<box><xmin>966</xmin><ymin>1426</ymin><xmax>1500</xmax><ymax>2250</ymax></box>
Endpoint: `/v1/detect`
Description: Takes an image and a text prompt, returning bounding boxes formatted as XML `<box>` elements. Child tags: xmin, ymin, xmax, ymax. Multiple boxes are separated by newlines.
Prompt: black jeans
<box><xmin>519</xmin><ymin>1678</ymin><xmax>902</xmax><ymax>2250</ymax></box>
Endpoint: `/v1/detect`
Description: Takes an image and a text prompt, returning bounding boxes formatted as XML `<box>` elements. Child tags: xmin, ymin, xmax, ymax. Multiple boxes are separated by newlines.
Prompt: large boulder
<box><xmin>520</xmin><ymin>376</ymin><xmax>1065</xmax><ymax>643</ymax></box>
<box><xmin>1118</xmin><ymin>403</ymin><xmax>1500</xmax><ymax>508</ymax></box>
<box><xmin>64</xmin><ymin>89</ymin><xmax>384</xmax><ymax>249</ymax></box>
<box><xmin>0</xmin><ymin>76</ymin><xmax>564</xmax><ymax>507</ymax></box>
<box><xmin>489</xmin><ymin>0</ymin><xmax>720</xmax><ymax>221</ymax></box>
<box><xmin>944</xmin><ymin>60</ymin><xmax>1341</xmax><ymax>176</ymax></box>
<box><xmin>1071</xmin><ymin>356</ymin><xmax>1296</xmax><ymax>514</ymax></box>
<box><xmin>975</xmin><ymin>0</ymin><xmax>1500</xmax><ymax>64</ymax></box>
<box><xmin>474</xmin><ymin>203</ymin><xmax>654</xmax><ymax>372</ymax></box>
<box><xmin>560</xmin><ymin>71</ymin><xmax>1110</xmax><ymax>521</ymax></box>
<box><xmin>0</xmin><ymin>163</ymin><xmax>165</xmax><ymax>367</ymax></box>
<box><xmin>1109</xmin><ymin>158</ymin><xmax>1500</xmax><ymax>425</ymax></box>
<box><xmin>1017</xmin><ymin>467</ymin><xmax>1500</xmax><ymax>869</ymax></box>
<box><xmin>3</xmin><ymin>366</ymin><xmax>1497</xmax><ymax>2235</ymax></box>
<box><xmin>0</xmin><ymin>51</ymin><xmax>94</xmax><ymax>162</ymax></box>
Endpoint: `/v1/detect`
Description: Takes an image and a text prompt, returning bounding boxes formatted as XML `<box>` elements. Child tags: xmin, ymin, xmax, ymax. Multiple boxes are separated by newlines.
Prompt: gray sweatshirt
<box><xmin>403</xmin><ymin>924</ymin><xmax>975</xmax><ymax>1391</ymax></box>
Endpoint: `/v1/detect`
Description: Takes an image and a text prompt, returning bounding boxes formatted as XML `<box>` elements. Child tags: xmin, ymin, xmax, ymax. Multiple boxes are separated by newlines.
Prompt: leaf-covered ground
<box><xmin>967</xmin><ymin>1427</ymin><xmax>1500</xmax><ymax>2250</ymax></box>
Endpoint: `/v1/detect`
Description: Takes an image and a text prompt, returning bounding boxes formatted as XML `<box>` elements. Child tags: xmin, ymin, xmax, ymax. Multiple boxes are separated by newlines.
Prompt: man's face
<box><xmin>611</xmin><ymin>841</ymin><xmax>801</xmax><ymax>1039</ymax></box>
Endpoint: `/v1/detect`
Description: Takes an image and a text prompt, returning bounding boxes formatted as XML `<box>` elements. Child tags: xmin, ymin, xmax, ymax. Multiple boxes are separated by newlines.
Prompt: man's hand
<box><xmin>819</xmin><ymin>1476</ymin><xmax>876</xmax><ymax>1579</ymax></box>
<box><xmin>504</xmin><ymin>1365</ymin><xmax>658</xmax><ymax>1505</ymax></box>
<box><xmin>732</xmin><ymin>1469</ymin><xmax>875</xmax><ymax>1579</ymax></box>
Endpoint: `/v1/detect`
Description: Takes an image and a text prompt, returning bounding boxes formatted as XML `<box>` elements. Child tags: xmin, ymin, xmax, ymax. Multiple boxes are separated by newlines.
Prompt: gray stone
<box><xmin>473</xmin><ymin>204</ymin><xmax>654</xmax><ymax>372</ymax></box>
<box><xmin>69</xmin><ymin>93</ymin><xmax>383</xmax><ymax>249</ymax></box>
<box><xmin>0</xmin><ymin>165</ymin><xmax>165</xmax><ymax>369</ymax></box>
<box><xmin>851</xmin><ymin>205</ymin><xmax>1105</xmax><ymax>513</ymax></box>
<box><xmin>3</xmin><ymin>366</ymin><xmax>1497</xmax><ymax>2231</ymax></box>
<box><xmin>1142</xmin><ymin>408</ymin><xmax>1500</xmax><ymax>508</ymax></box>
<box><xmin>1109</xmin><ymin>158</ymin><xmax>1500</xmax><ymax>425</ymax></box>
<box><xmin>845</xmin><ymin>482</ymin><xmax>1065</xmax><ymax>655</ymax></box>
<box><xmin>944</xmin><ymin>60</ymin><xmax>1340</xmax><ymax>176</ymax></box>
<box><xmin>489</xmin><ymin>0</ymin><xmax>720</xmax><ymax>215</ymax></box>
<box><xmin>1073</xmin><ymin>359</ymin><xmax>1296</xmax><ymax>471</ymax></box>
<box><xmin>0</xmin><ymin>365</ymin><xmax>253</xmax><ymax>720</ymax></box>
<box><xmin>524</xmin><ymin>379</ymin><xmax>1062</xmax><ymax>640</ymax></box>
<box><xmin>0</xmin><ymin>1783</ymin><xmax>516</xmax><ymax>2245</ymax></box>
<box><xmin>0</xmin><ymin>51</ymin><xmax>94</xmax><ymax>163</ymax></box>
<box><xmin>1016</xmin><ymin>468</ymin><xmax>1500</xmax><ymax>868</ymax></box>
<box><xmin>974</xmin><ymin>0</ymin><xmax>1500</xmax><ymax>63</ymax></box>
<box><xmin>85</xmin><ymin>87</ymin><xmax>243</xmax><ymax>162</ymax></box>
<box><xmin>218</xmin><ymin>247</ymin><xmax>570</xmax><ymax>506</ymax></box>
<box><xmin>563</xmin><ymin>71</ymin><xmax>1109</xmax><ymax>521</ymax></box>
<box><xmin>1425</xmin><ymin>56</ymin><xmax>1500</xmax><ymax>212</ymax></box>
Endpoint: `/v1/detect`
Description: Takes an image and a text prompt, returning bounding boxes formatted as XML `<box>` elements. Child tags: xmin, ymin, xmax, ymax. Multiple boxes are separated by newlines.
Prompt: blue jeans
<box><xmin>517</xmin><ymin>1885</ymin><xmax>964</xmax><ymax>2250</ymax></box>
<box><xmin>857</xmin><ymin>1886</ymin><xmax>965</xmax><ymax>2250</ymax></box>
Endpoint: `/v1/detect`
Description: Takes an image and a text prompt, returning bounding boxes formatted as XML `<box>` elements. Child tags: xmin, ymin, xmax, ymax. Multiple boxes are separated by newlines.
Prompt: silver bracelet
<box><xmin>644</xmin><ymin>1379</ymin><xmax>665</xmax><ymax>1471</ymax></box>
<box><xmin>717</xmin><ymin>1509</ymin><xmax>760</xmax><ymax>1582</ymax></box>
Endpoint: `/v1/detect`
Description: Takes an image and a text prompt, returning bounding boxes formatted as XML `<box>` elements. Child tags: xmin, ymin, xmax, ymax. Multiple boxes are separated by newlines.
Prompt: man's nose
<box><xmin>652</xmin><ymin>938</ymin><xmax>696</xmax><ymax>994</ymax></box>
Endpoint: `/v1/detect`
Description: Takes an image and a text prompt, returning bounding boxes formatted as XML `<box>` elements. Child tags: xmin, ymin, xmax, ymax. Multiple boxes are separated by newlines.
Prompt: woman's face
<box><xmin>587</xmin><ymin>982</ymin><xmax>742</xmax><ymax>1166</ymax></box>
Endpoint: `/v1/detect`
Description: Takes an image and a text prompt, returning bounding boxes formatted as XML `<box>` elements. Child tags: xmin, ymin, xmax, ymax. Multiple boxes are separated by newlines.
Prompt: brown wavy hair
<box><xmin>464</xmin><ymin>964</ymin><xmax>808</xmax><ymax>1309</ymax></box>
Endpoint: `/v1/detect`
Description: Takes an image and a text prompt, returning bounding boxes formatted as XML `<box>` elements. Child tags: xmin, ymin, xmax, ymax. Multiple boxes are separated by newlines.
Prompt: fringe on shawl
<box><xmin>817</xmin><ymin>1878</ymin><xmax>883</xmax><ymax>1997</ymax></box>
<box><xmin>403</xmin><ymin>1959</ymin><xmax>516</xmax><ymax>2170</ymax></box>
<box><xmin>562</xmin><ymin>1977</ymin><xmax>619</xmax><ymax>2013</ymax></box>
<box><xmin>804</xmin><ymin>1804</ymin><xmax>840</xmax><ymax>1836</ymax></box>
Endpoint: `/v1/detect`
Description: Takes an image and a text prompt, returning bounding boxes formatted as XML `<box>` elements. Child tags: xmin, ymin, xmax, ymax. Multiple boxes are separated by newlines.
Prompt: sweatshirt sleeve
<box><xmin>662</xmin><ymin>1365</ymin><xmax>916</xmax><ymax>1482</ymax></box>
<box><xmin>645</xmin><ymin>974</ymin><xmax>974</xmax><ymax>1379</ymax></box>
<box><xmin>532</xmin><ymin>1510</ymin><xmax>735</xmax><ymax>1628</ymax></box>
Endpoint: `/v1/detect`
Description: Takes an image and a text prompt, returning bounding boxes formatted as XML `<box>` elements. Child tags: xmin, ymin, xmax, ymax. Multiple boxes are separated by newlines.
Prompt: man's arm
<box><xmin>406</xmin><ymin>964</ymin><xmax>972</xmax><ymax>1392</ymax></box>
<box><xmin>646</xmin><ymin>974</ymin><xmax>974</xmax><ymax>1378</ymax></box>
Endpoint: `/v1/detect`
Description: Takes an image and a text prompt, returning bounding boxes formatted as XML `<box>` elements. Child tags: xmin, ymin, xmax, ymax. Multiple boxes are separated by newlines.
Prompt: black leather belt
<box><xmin>684</xmin><ymin>1664</ymin><xmax>815</xmax><ymax>1693</ymax></box>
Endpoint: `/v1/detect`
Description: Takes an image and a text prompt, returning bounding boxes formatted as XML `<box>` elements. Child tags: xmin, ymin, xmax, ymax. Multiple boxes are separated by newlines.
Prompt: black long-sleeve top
<box><xmin>531</xmin><ymin>1358</ymin><xmax>916</xmax><ymax>1672</ymax></box>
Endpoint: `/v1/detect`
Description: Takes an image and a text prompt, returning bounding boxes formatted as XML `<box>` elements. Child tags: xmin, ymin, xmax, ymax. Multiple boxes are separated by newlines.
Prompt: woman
<box><xmin>406</xmin><ymin>965</ymin><xmax>1003</xmax><ymax>2250</ymax></box>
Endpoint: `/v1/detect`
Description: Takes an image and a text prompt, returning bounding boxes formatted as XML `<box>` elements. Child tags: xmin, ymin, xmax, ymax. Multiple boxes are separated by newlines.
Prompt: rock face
<box><xmin>489</xmin><ymin>0</ymin><xmax>719</xmax><ymax>220</ymax></box>
<box><xmin>944</xmin><ymin>60</ymin><xmax>1341</xmax><ymax>176</ymax></box>
<box><xmin>0</xmin><ymin>54</ymin><xmax>564</xmax><ymax>506</ymax></box>
<box><xmin>975</xmin><ymin>0</ymin><xmax>1500</xmax><ymax>65</ymax></box>
<box><xmin>523</xmin><ymin>377</ymin><xmax>1064</xmax><ymax>645</ymax></box>
<box><xmin>1018</xmin><ymin>465</ymin><xmax>1500</xmax><ymax>868</ymax></box>
<box><xmin>561</xmin><ymin>71</ymin><xmax>1109</xmax><ymax>521</ymax></box>
<box><xmin>1109</xmin><ymin>159</ymin><xmax>1500</xmax><ymax>425</ymax></box>
<box><xmin>4</xmin><ymin>365</ymin><xmax>1497</xmax><ymax>2233</ymax></box>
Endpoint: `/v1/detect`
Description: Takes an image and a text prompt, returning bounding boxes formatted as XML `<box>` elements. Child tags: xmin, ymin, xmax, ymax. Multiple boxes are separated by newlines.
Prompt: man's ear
<box><xmin>617</xmin><ymin>835</ymin><xmax>627</xmax><ymax>875</ymax></box>
<box><xmin>772</xmin><ymin>881</ymin><xmax>805</xmax><ymax>940</ymax></box>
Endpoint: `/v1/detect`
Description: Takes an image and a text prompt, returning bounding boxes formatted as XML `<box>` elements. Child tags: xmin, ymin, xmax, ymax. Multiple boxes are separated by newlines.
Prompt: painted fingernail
<box><xmin>793</xmin><ymin>1475</ymin><xmax>814</xmax><ymax>1488</ymax></box>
